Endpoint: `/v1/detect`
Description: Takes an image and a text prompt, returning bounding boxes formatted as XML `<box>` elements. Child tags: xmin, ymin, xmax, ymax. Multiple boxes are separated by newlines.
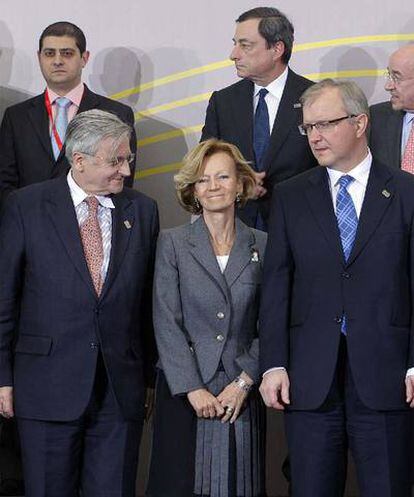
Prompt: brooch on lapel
<box><xmin>250</xmin><ymin>248</ymin><xmax>260</xmax><ymax>263</ymax></box>
<box><xmin>124</xmin><ymin>220</ymin><xmax>132</xmax><ymax>229</ymax></box>
<box><xmin>293</xmin><ymin>102</ymin><xmax>302</xmax><ymax>109</ymax></box>
<box><xmin>381</xmin><ymin>189</ymin><xmax>391</xmax><ymax>199</ymax></box>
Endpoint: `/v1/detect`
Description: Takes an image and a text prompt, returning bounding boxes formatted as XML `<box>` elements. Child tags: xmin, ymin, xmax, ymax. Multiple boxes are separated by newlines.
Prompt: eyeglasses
<box><xmin>82</xmin><ymin>152</ymin><xmax>135</xmax><ymax>168</ymax></box>
<box><xmin>298</xmin><ymin>115</ymin><xmax>357</xmax><ymax>136</ymax></box>
<box><xmin>385</xmin><ymin>69</ymin><xmax>414</xmax><ymax>85</ymax></box>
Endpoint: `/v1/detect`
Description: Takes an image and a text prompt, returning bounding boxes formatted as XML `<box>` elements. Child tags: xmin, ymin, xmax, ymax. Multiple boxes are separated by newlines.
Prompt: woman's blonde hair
<box><xmin>174</xmin><ymin>139</ymin><xmax>257</xmax><ymax>214</ymax></box>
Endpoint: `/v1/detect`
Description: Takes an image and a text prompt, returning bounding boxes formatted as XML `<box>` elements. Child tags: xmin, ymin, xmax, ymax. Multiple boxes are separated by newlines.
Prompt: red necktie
<box><xmin>401</xmin><ymin>119</ymin><xmax>414</xmax><ymax>174</ymax></box>
<box><xmin>80</xmin><ymin>196</ymin><xmax>104</xmax><ymax>295</ymax></box>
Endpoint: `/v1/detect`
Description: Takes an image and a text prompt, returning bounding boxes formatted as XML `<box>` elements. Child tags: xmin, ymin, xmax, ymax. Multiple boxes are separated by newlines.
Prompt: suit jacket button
<box><xmin>341</xmin><ymin>272</ymin><xmax>350</xmax><ymax>279</ymax></box>
<box><xmin>217</xmin><ymin>312</ymin><xmax>225</xmax><ymax>319</ymax></box>
<box><xmin>334</xmin><ymin>316</ymin><xmax>342</xmax><ymax>324</ymax></box>
<box><xmin>89</xmin><ymin>342</ymin><xmax>99</xmax><ymax>349</ymax></box>
<box><xmin>216</xmin><ymin>334</ymin><xmax>224</xmax><ymax>342</ymax></box>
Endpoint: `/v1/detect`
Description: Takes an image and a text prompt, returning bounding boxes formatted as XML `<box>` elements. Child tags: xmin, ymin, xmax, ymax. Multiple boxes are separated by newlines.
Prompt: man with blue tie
<box><xmin>0</xmin><ymin>109</ymin><xmax>159</xmax><ymax>497</ymax></box>
<box><xmin>0</xmin><ymin>21</ymin><xmax>137</xmax><ymax>210</ymax></box>
<box><xmin>259</xmin><ymin>79</ymin><xmax>414</xmax><ymax>497</ymax></box>
<box><xmin>201</xmin><ymin>7</ymin><xmax>317</xmax><ymax>231</ymax></box>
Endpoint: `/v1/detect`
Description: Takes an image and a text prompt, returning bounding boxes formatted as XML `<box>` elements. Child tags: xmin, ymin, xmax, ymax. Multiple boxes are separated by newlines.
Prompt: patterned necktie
<box><xmin>335</xmin><ymin>175</ymin><xmax>358</xmax><ymax>335</ymax></box>
<box><xmin>51</xmin><ymin>97</ymin><xmax>71</xmax><ymax>160</ymax></box>
<box><xmin>401</xmin><ymin>119</ymin><xmax>414</xmax><ymax>174</ymax></box>
<box><xmin>253</xmin><ymin>88</ymin><xmax>270</xmax><ymax>171</ymax></box>
<box><xmin>80</xmin><ymin>196</ymin><xmax>104</xmax><ymax>296</ymax></box>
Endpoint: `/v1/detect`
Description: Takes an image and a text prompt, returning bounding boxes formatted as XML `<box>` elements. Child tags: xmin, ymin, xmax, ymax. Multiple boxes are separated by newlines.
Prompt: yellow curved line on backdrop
<box><xmin>134</xmin><ymin>92</ymin><xmax>212</xmax><ymax>121</ymax></box>
<box><xmin>138</xmin><ymin>124</ymin><xmax>203</xmax><ymax>147</ymax></box>
<box><xmin>136</xmin><ymin>161</ymin><xmax>182</xmax><ymax>179</ymax></box>
<box><xmin>112</xmin><ymin>33</ymin><xmax>414</xmax><ymax>101</ymax></box>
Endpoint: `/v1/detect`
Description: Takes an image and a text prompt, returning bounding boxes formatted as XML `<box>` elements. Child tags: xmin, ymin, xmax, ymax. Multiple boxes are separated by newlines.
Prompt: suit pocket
<box><xmin>15</xmin><ymin>334</ymin><xmax>53</xmax><ymax>356</ymax></box>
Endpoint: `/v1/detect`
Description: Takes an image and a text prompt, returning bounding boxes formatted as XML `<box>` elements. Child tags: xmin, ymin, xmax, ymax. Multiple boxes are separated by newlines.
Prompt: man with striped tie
<box><xmin>0</xmin><ymin>21</ymin><xmax>137</xmax><ymax>210</ymax></box>
<box><xmin>0</xmin><ymin>110</ymin><xmax>159</xmax><ymax>497</ymax></box>
<box><xmin>370</xmin><ymin>44</ymin><xmax>414</xmax><ymax>173</ymax></box>
<box><xmin>259</xmin><ymin>79</ymin><xmax>414</xmax><ymax>497</ymax></box>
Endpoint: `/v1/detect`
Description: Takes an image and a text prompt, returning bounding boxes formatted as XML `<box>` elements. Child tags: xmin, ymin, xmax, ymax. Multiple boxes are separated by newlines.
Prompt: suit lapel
<box><xmin>77</xmin><ymin>85</ymin><xmax>100</xmax><ymax>113</ymax></box>
<box><xmin>223</xmin><ymin>218</ymin><xmax>257</xmax><ymax>287</ymax></box>
<box><xmin>347</xmin><ymin>161</ymin><xmax>393</xmax><ymax>265</ymax></box>
<box><xmin>99</xmin><ymin>192</ymin><xmax>134</xmax><ymax>299</ymax></box>
<box><xmin>46</xmin><ymin>176</ymin><xmax>96</xmax><ymax>295</ymax></box>
<box><xmin>28</xmin><ymin>92</ymin><xmax>54</xmax><ymax>163</ymax></box>
<box><xmin>187</xmin><ymin>217</ymin><xmax>229</xmax><ymax>300</ymax></box>
<box><xmin>232</xmin><ymin>80</ymin><xmax>255</xmax><ymax>162</ymax></box>
<box><xmin>263</xmin><ymin>69</ymin><xmax>302</xmax><ymax>170</ymax></box>
<box><xmin>305</xmin><ymin>168</ymin><xmax>345</xmax><ymax>264</ymax></box>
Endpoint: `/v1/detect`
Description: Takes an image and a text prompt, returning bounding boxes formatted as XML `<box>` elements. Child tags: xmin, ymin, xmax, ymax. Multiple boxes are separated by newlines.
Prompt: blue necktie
<box><xmin>51</xmin><ymin>97</ymin><xmax>71</xmax><ymax>160</ymax></box>
<box><xmin>335</xmin><ymin>175</ymin><xmax>358</xmax><ymax>334</ymax></box>
<box><xmin>253</xmin><ymin>88</ymin><xmax>270</xmax><ymax>171</ymax></box>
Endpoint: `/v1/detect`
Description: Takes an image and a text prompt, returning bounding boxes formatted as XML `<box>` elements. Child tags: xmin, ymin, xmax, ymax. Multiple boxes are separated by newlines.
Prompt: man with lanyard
<box><xmin>0</xmin><ymin>21</ymin><xmax>137</xmax><ymax>210</ymax></box>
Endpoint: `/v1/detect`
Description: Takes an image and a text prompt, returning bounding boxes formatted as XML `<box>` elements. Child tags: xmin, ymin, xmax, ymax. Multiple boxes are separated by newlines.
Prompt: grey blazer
<box><xmin>153</xmin><ymin>216</ymin><xmax>267</xmax><ymax>396</ymax></box>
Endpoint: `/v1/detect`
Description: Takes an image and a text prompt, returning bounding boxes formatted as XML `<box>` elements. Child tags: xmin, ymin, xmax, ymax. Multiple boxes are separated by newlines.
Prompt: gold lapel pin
<box><xmin>381</xmin><ymin>189</ymin><xmax>391</xmax><ymax>198</ymax></box>
<box><xmin>124</xmin><ymin>220</ymin><xmax>132</xmax><ymax>229</ymax></box>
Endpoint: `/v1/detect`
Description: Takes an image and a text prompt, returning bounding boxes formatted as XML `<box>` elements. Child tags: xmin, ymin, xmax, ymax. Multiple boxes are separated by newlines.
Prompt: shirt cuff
<box><xmin>263</xmin><ymin>367</ymin><xmax>286</xmax><ymax>377</ymax></box>
<box><xmin>406</xmin><ymin>367</ymin><xmax>414</xmax><ymax>377</ymax></box>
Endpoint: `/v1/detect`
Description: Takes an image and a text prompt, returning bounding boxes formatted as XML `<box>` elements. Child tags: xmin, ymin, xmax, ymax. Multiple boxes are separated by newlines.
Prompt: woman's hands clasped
<box><xmin>187</xmin><ymin>372</ymin><xmax>253</xmax><ymax>424</ymax></box>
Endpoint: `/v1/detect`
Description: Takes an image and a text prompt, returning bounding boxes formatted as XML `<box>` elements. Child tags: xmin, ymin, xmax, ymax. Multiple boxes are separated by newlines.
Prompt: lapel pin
<box><xmin>293</xmin><ymin>102</ymin><xmax>302</xmax><ymax>109</ymax></box>
<box><xmin>124</xmin><ymin>220</ymin><xmax>132</xmax><ymax>229</ymax></box>
<box><xmin>381</xmin><ymin>189</ymin><xmax>391</xmax><ymax>198</ymax></box>
<box><xmin>250</xmin><ymin>248</ymin><xmax>259</xmax><ymax>263</ymax></box>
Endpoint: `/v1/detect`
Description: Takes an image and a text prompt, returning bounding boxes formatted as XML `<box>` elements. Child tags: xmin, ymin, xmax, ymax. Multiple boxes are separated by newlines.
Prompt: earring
<box><xmin>194</xmin><ymin>197</ymin><xmax>200</xmax><ymax>210</ymax></box>
<box><xmin>235</xmin><ymin>192</ymin><xmax>241</xmax><ymax>203</ymax></box>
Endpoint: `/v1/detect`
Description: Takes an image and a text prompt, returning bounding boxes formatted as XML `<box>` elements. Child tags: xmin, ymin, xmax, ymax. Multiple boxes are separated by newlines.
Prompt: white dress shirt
<box><xmin>67</xmin><ymin>171</ymin><xmax>114</xmax><ymax>283</ymax></box>
<box><xmin>254</xmin><ymin>67</ymin><xmax>288</xmax><ymax>132</ymax></box>
<box><xmin>264</xmin><ymin>150</ymin><xmax>414</xmax><ymax>378</ymax></box>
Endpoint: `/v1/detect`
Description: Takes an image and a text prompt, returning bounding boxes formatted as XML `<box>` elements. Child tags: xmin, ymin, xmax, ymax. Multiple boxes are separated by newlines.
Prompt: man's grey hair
<box><xmin>65</xmin><ymin>109</ymin><xmax>131</xmax><ymax>165</ymax></box>
<box><xmin>300</xmin><ymin>79</ymin><xmax>370</xmax><ymax>119</ymax></box>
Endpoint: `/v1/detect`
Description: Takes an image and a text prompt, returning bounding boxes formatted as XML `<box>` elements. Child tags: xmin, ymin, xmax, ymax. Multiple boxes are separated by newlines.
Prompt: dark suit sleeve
<box><xmin>259</xmin><ymin>187</ymin><xmax>293</xmax><ymax>374</ymax></box>
<box><xmin>200</xmin><ymin>92</ymin><xmax>220</xmax><ymax>141</ymax></box>
<box><xmin>0</xmin><ymin>193</ymin><xmax>25</xmax><ymax>386</ymax></box>
<box><xmin>0</xmin><ymin>109</ymin><xmax>20</xmax><ymax>208</ymax></box>
<box><xmin>140</xmin><ymin>201</ymin><xmax>159</xmax><ymax>387</ymax></box>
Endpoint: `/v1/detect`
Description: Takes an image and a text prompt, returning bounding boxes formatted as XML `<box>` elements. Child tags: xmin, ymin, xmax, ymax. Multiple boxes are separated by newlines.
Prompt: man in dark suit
<box><xmin>259</xmin><ymin>79</ymin><xmax>414</xmax><ymax>497</ymax></box>
<box><xmin>201</xmin><ymin>7</ymin><xmax>317</xmax><ymax>230</ymax></box>
<box><xmin>0</xmin><ymin>21</ymin><xmax>137</xmax><ymax>209</ymax></box>
<box><xmin>0</xmin><ymin>109</ymin><xmax>158</xmax><ymax>497</ymax></box>
<box><xmin>370</xmin><ymin>44</ymin><xmax>414</xmax><ymax>171</ymax></box>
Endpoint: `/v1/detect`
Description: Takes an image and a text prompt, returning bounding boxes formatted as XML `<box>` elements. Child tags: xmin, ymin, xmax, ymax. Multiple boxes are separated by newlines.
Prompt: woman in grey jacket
<box><xmin>147</xmin><ymin>139</ymin><xmax>267</xmax><ymax>497</ymax></box>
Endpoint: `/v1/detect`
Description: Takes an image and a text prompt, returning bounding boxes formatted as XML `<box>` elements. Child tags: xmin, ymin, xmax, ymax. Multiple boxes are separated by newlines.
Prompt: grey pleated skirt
<box><xmin>146</xmin><ymin>369</ymin><xmax>266</xmax><ymax>497</ymax></box>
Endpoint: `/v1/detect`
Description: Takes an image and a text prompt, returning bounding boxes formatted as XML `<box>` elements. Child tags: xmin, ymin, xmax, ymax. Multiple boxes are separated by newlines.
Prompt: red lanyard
<box><xmin>44</xmin><ymin>90</ymin><xmax>64</xmax><ymax>151</ymax></box>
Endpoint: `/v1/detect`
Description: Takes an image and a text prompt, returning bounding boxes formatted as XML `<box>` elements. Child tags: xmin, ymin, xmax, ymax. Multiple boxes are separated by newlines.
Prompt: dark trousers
<box><xmin>285</xmin><ymin>338</ymin><xmax>413</xmax><ymax>497</ymax></box>
<box><xmin>17</xmin><ymin>356</ymin><xmax>143</xmax><ymax>497</ymax></box>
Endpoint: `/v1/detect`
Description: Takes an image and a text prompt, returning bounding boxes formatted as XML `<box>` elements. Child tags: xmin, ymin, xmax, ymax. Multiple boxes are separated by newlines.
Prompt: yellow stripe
<box><xmin>138</xmin><ymin>124</ymin><xmax>203</xmax><ymax>147</ymax></box>
<box><xmin>111</xmin><ymin>33</ymin><xmax>414</xmax><ymax>100</ymax></box>
<box><xmin>134</xmin><ymin>92</ymin><xmax>212</xmax><ymax>121</ymax></box>
<box><xmin>305</xmin><ymin>69</ymin><xmax>386</xmax><ymax>80</ymax></box>
<box><xmin>135</xmin><ymin>162</ymin><xmax>182</xmax><ymax>180</ymax></box>
<box><xmin>111</xmin><ymin>60</ymin><xmax>232</xmax><ymax>100</ymax></box>
<box><xmin>294</xmin><ymin>34</ymin><xmax>414</xmax><ymax>52</ymax></box>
